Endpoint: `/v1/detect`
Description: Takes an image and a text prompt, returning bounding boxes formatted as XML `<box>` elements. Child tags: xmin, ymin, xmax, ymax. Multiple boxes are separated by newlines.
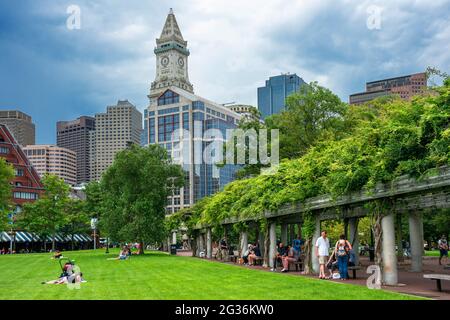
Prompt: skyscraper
<box><xmin>349</xmin><ymin>72</ymin><xmax>427</xmax><ymax>105</ymax></box>
<box><xmin>90</xmin><ymin>100</ymin><xmax>142</xmax><ymax>182</ymax></box>
<box><xmin>57</xmin><ymin>116</ymin><xmax>95</xmax><ymax>184</ymax></box>
<box><xmin>144</xmin><ymin>9</ymin><xmax>242</xmax><ymax>214</ymax></box>
<box><xmin>257</xmin><ymin>74</ymin><xmax>306</xmax><ymax>118</ymax></box>
<box><xmin>23</xmin><ymin>145</ymin><xmax>77</xmax><ymax>186</ymax></box>
<box><xmin>0</xmin><ymin>110</ymin><xmax>35</xmax><ymax>146</ymax></box>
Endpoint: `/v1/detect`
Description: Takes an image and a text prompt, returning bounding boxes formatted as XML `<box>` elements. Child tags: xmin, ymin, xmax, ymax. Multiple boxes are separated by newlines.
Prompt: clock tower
<box><xmin>150</xmin><ymin>8</ymin><xmax>193</xmax><ymax>101</ymax></box>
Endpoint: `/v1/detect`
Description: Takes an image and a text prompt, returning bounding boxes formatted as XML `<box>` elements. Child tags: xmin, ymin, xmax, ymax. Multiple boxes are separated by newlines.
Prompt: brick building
<box><xmin>0</xmin><ymin>124</ymin><xmax>43</xmax><ymax>211</ymax></box>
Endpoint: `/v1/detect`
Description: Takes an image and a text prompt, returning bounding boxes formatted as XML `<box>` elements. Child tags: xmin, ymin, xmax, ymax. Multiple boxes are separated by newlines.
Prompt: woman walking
<box><xmin>335</xmin><ymin>234</ymin><xmax>352</xmax><ymax>280</ymax></box>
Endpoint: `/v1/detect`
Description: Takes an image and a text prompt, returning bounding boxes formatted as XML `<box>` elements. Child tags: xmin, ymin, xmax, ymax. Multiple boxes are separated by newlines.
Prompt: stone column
<box><xmin>240</xmin><ymin>230</ymin><xmax>248</xmax><ymax>257</ymax></box>
<box><xmin>281</xmin><ymin>223</ymin><xmax>288</xmax><ymax>246</ymax></box>
<box><xmin>396</xmin><ymin>213</ymin><xmax>404</xmax><ymax>262</ymax></box>
<box><xmin>199</xmin><ymin>232</ymin><xmax>205</xmax><ymax>254</ymax></box>
<box><xmin>349</xmin><ymin>217</ymin><xmax>360</xmax><ymax>266</ymax></box>
<box><xmin>268</xmin><ymin>222</ymin><xmax>277</xmax><ymax>268</ymax></box>
<box><xmin>312</xmin><ymin>216</ymin><xmax>321</xmax><ymax>274</ymax></box>
<box><xmin>381</xmin><ymin>213</ymin><xmax>398</xmax><ymax>285</ymax></box>
<box><xmin>172</xmin><ymin>231</ymin><xmax>177</xmax><ymax>245</ymax></box>
<box><xmin>206</xmin><ymin>228</ymin><xmax>212</xmax><ymax>259</ymax></box>
<box><xmin>409</xmin><ymin>212</ymin><xmax>423</xmax><ymax>272</ymax></box>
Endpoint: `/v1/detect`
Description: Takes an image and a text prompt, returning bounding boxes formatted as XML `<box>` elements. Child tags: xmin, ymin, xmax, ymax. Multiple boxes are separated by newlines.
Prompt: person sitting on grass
<box><xmin>53</xmin><ymin>250</ymin><xmax>63</xmax><ymax>259</ymax></box>
<box><xmin>281</xmin><ymin>244</ymin><xmax>300</xmax><ymax>272</ymax></box>
<box><xmin>108</xmin><ymin>246</ymin><xmax>129</xmax><ymax>260</ymax></box>
<box><xmin>248</xmin><ymin>242</ymin><xmax>261</xmax><ymax>266</ymax></box>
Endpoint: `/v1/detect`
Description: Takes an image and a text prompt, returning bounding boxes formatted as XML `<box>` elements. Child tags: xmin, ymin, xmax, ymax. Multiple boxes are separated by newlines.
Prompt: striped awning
<box><xmin>0</xmin><ymin>232</ymin><xmax>93</xmax><ymax>243</ymax></box>
<box><xmin>0</xmin><ymin>232</ymin><xmax>11</xmax><ymax>242</ymax></box>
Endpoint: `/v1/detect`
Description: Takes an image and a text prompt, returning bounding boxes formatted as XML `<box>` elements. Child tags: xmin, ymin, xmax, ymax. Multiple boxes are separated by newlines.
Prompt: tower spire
<box><xmin>150</xmin><ymin>9</ymin><xmax>194</xmax><ymax>95</ymax></box>
<box><xmin>158</xmin><ymin>8</ymin><xmax>185</xmax><ymax>45</ymax></box>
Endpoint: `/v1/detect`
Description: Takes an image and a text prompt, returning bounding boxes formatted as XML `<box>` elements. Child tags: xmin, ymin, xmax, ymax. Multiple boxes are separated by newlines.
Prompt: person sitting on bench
<box><xmin>242</xmin><ymin>244</ymin><xmax>253</xmax><ymax>265</ymax></box>
<box><xmin>220</xmin><ymin>237</ymin><xmax>229</xmax><ymax>261</ymax></box>
<box><xmin>271</xmin><ymin>242</ymin><xmax>287</xmax><ymax>271</ymax></box>
<box><xmin>281</xmin><ymin>244</ymin><xmax>300</xmax><ymax>272</ymax></box>
<box><xmin>248</xmin><ymin>242</ymin><xmax>261</xmax><ymax>266</ymax></box>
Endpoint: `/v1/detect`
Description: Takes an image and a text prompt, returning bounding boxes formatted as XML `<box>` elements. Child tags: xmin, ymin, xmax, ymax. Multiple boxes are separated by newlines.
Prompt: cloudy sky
<box><xmin>1</xmin><ymin>0</ymin><xmax>449</xmax><ymax>144</ymax></box>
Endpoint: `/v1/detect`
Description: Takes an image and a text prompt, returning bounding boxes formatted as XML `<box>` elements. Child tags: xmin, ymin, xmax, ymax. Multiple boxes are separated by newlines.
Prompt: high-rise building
<box><xmin>56</xmin><ymin>116</ymin><xmax>95</xmax><ymax>184</ymax></box>
<box><xmin>23</xmin><ymin>145</ymin><xmax>77</xmax><ymax>186</ymax></box>
<box><xmin>257</xmin><ymin>74</ymin><xmax>306</xmax><ymax>118</ymax></box>
<box><xmin>0</xmin><ymin>124</ymin><xmax>43</xmax><ymax>210</ymax></box>
<box><xmin>0</xmin><ymin>110</ymin><xmax>35</xmax><ymax>146</ymax></box>
<box><xmin>90</xmin><ymin>100</ymin><xmax>142</xmax><ymax>181</ymax></box>
<box><xmin>349</xmin><ymin>72</ymin><xmax>427</xmax><ymax>105</ymax></box>
<box><xmin>144</xmin><ymin>9</ymin><xmax>242</xmax><ymax>214</ymax></box>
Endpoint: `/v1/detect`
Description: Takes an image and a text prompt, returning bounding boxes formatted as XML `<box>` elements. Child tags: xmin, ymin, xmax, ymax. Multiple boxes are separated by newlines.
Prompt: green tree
<box><xmin>16</xmin><ymin>174</ymin><xmax>70</xmax><ymax>251</ymax></box>
<box><xmin>60</xmin><ymin>199</ymin><xmax>90</xmax><ymax>251</ymax></box>
<box><xmin>0</xmin><ymin>158</ymin><xmax>14</xmax><ymax>230</ymax></box>
<box><xmin>265</xmin><ymin>82</ymin><xmax>348</xmax><ymax>160</ymax></box>
<box><xmin>101</xmin><ymin>144</ymin><xmax>184</xmax><ymax>254</ymax></box>
<box><xmin>221</xmin><ymin>107</ymin><xmax>271</xmax><ymax>178</ymax></box>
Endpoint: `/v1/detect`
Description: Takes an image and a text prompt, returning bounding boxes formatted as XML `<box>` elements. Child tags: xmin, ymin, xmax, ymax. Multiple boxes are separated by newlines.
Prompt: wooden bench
<box><xmin>424</xmin><ymin>274</ymin><xmax>450</xmax><ymax>292</ymax></box>
<box><xmin>229</xmin><ymin>250</ymin><xmax>240</xmax><ymax>263</ymax></box>
<box><xmin>254</xmin><ymin>256</ymin><xmax>263</xmax><ymax>266</ymax></box>
<box><xmin>348</xmin><ymin>266</ymin><xmax>362</xmax><ymax>279</ymax></box>
<box><xmin>288</xmin><ymin>260</ymin><xmax>304</xmax><ymax>272</ymax></box>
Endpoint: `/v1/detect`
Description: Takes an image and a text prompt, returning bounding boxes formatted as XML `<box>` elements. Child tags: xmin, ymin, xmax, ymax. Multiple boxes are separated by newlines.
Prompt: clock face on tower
<box><xmin>161</xmin><ymin>56</ymin><xmax>169</xmax><ymax>67</ymax></box>
<box><xmin>177</xmin><ymin>57</ymin><xmax>184</xmax><ymax>67</ymax></box>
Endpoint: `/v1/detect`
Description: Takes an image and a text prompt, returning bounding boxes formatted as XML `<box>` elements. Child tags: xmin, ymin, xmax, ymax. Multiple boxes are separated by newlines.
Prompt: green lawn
<box><xmin>0</xmin><ymin>249</ymin><xmax>422</xmax><ymax>300</ymax></box>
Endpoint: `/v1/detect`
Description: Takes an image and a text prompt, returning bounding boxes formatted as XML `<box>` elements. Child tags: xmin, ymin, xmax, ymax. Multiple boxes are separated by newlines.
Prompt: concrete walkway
<box><xmin>179</xmin><ymin>251</ymin><xmax>450</xmax><ymax>300</ymax></box>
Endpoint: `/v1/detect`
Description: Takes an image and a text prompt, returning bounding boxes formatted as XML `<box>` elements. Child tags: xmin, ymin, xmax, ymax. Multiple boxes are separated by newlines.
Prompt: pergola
<box><xmin>181</xmin><ymin>166</ymin><xmax>450</xmax><ymax>285</ymax></box>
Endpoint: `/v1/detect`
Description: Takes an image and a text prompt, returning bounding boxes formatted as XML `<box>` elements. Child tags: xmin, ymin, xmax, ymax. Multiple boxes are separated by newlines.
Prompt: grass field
<box><xmin>0</xmin><ymin>249</ymin><xmax>423</xmax><ymax>300</ymax></box>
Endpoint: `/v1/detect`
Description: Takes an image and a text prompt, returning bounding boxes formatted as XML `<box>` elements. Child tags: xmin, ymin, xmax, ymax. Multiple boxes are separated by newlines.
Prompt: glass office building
<box><xmin>257</xmin><ymin>73</ymin><xmax>306</xmax><ymax>118</ymax></box>
<box><xmin>144</xmin><ymin>88</ymin><xmax>242</xmax><ymax>214</ymax></box>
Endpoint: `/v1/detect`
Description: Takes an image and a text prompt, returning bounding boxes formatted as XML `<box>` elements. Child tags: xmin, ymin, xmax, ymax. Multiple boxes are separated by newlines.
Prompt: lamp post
<box><xmin>91</xmin><ymin>218</ymin><xmax>98</xmax><ymax>251</ymax></box>
<box><xmin>7</xmin><ymin>229</ymin><xmax>16</xmax><ymax>254</ymax></box>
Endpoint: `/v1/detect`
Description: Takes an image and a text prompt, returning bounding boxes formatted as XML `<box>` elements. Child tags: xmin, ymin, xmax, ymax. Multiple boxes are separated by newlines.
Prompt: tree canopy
<box><xmin>100</xmin><ymin>144</ymin><xmax>184</xmax><ymax>253</ymax></box>
<box><xmin>170</xmin><ymin>79</ymin><xmax>450</xmax><ymax>236</ymax></box>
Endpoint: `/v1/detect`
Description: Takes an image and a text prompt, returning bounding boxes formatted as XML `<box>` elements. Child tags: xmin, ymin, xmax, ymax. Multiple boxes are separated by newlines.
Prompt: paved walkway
<box><xmin>178</xmin><ymin>250</ymin><xmax>450</xmax><ymax>300</ymax></box>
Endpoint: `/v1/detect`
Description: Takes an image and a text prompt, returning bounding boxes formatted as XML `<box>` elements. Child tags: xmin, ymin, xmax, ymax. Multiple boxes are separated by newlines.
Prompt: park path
<box><xmin>177</xmin><ymin>251</ymin><xmax>450</xmax><ymax>300</ymax></box>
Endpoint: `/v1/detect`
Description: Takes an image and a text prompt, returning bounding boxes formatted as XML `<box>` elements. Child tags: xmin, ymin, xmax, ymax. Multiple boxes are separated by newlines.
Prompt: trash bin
<box><xmin>369</xmin><ymin>248</ymin><xmax>375</xmax><ymax>262</ymax></box>
<box><xmin>170</xmin><ymin>244</ymin><xmax>177</xmax><ymax>255</ymax></box>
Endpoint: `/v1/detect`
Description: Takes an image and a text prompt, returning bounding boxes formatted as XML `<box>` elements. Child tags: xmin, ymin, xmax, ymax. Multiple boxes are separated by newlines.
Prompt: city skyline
<box><xmin>0</xmin><ymin>0</ymin><xmax>449</xmax><ymax>144</ymax></box>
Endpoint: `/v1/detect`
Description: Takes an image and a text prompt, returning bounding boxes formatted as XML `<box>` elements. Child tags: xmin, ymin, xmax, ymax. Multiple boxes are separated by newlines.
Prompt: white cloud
<box><xmin>8</xmin><ymin>0</ymin><xmax>450</xmax><ymax>113</ymax></box>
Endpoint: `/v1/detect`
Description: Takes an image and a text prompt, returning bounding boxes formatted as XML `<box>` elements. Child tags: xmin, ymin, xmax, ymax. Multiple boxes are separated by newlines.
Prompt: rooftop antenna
<box><xmin>169</xmin><ymin>8</ymin><xmax>174</xmax><ymax>14</ymax></box>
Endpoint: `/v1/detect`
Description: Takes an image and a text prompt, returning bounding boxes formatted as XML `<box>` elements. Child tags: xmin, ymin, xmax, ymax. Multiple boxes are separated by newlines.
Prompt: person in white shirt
<box><xmin>315</xmin><ymin>230</ymin><xmax>330</xmax><ymax>279</ymax></box>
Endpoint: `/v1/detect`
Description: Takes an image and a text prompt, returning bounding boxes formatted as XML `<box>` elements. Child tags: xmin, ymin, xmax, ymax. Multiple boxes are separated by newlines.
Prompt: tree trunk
<box><xmin>52</xmin><ymin>234</ymin><xmax>56</xmax><ymax>251</ymax></box>
<box><xmin>303</xmin><ymin>238</ymin><xmax>312</xmax><ymax>274</ymax></box>
<box><xmin>372</xmin><ymin>213</ymin><xmax>383</xmax><ymax>271</ymax></box>
<box><xmin>138</xmin><ymin>241</ymin><xmax>144</xmax><ymax>255</ymax></box>
<box><xmin>263</xmin><ymin>225</ymin><xmax>270</xmax><ymax>267</ymax></box>
<box><xmin>43</xmin><ymin>239</ymin><xmax>47</xmax><ymax>252</ymax></box>
<box><xmin>191</xmin><ymin>235</ymin><xmax>198</xmax><ymax>257</ymax></box>
<box><xmin>297</xmin><ymin>224</ymin><xmax>302</xmax><ymax>239</ymax></box>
